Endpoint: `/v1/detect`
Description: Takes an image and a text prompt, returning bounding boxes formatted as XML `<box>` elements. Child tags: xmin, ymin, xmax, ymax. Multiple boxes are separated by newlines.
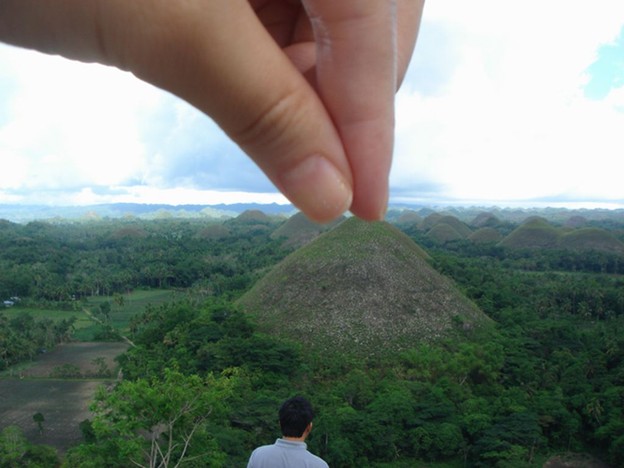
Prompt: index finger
<box><xmin>303</xmin><ymin>0</ymin><xmax>424</xmax><ymax>220</ymax></box>
<box><xmin>0</xmin><ymin>0</ymin><xmax>355</xmax><ymax>223</ymax></box>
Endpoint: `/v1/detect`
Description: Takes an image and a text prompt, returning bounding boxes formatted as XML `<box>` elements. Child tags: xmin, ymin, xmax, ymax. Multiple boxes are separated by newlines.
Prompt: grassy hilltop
<box><xmin>239</xmin><ymin>217</ymin><xmax>490</xmax><ymax>356</ymax></box>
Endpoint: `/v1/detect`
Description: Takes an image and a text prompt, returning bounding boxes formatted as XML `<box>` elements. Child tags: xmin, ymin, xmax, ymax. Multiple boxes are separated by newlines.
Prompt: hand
<box><xmin>0</xmin><ymin>0</ymin><xmax>424</xmax><ymax>222</ymax></box>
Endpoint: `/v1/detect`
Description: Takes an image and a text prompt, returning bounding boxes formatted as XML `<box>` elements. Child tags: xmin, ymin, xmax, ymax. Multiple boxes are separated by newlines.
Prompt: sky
<box><xmin>1</xmin><ymin>1</ymin><xmax>624</xmax><ymax>210</ymax></box>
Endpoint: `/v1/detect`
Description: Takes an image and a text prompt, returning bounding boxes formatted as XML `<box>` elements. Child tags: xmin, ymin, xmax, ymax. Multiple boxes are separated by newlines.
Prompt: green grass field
<box><xmin>84</xmin><ymin>289</ymin><xmax>180</xmax><ymax>332</ymax></box>
<box><xmin>0</xmin><ymin>290</ymin><xmax>184</xmax><ymax>453</ymax></box>
<box><xmin>1</xmin><ymin>306</ymin><xmax>92</xmax><ymax>332</ymax></box>
<box><xmin>3</xmin><ymin>289</ymin><xmax>182</xmax><ymax>341</ymax></box>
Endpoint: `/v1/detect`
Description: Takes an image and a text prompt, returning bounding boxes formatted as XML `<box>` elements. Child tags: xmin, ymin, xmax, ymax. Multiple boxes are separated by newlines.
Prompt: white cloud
<box><xmin>393</xmin><ymin>0</ymin><xmax>624</xmax><ymax>206</ymax></box>
<box><xmin>0</xmin><ymin>45</ymin><xmax>161</xmax><ymax>191</ymax></box>
<box><xmin>606</xmin><ymin>85</ymin><xmax>624</xmax><ymax>109</ymax></box>
<box><xmin>0</xmin><ymin>43</ymin><xmax>270</xmax><ymax>205</ymax></box>
<box><xmin>72</xmin><ymin>186</ymin><xmax>288</xmax><ymax>206</ymax></box>
<box><xmin>2</xmin><ymin>2</ymin><xmax>624</xmax><ymax>209</ymax></box>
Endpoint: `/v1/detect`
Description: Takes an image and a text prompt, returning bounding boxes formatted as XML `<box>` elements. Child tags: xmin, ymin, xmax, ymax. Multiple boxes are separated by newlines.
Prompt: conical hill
<box><xmin>559</xmin><ymin>228</ymin><xmax>624</xmax><ymax>254</ymax></box>
<box><xmin>270</xmin><ymin>212</ymin><xmax>345</xmax><ymax>248</ymax></box>
<box><xmin>238</xmin><ymin>218</ymin><xmax>490</xmax><ymax>356</ymax></box>
<box><xmin>499</xmin><ymin>217</ymin><xmax>560</xmax><ymax>249</ymax></box>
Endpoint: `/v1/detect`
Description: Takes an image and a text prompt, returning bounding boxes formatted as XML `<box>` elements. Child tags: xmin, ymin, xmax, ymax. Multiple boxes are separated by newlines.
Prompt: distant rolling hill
<box><xmin>426</xmin><ymin>223</ymin><xmax>465</xmax><ymax>244</ymax></box>
<box><xmin>223</xmin><ymin>209</ymin><xmax>285</xmax><ymax>235</ymax></box>
<box><xmin>392</xmin><ymin>209</ymin><xmax>423</xmax><ymax>228</ymax></box>
<box><xmin>499</xmin><ymin>217</ymin><xmax>624</xmax><ymax>254</ymax></box>
<box><xmin>435</xmin><ymin>215</ymin><xmax>473</xmax><ymax>237</ymax></box>
<box><xmin>499</xmin><ymin>217</ymin><xmax>560</xmax><ymax>249</ymax></box>
<box><xmin>419</xmin><ymin>212</ymin><xmax>445</xmax><ymax>231</ymax></box>
<box><xmin>558</xmin><ymin>228</ymin><xmax>624</xmax><ymax>254</ymax></box>
<box><xmin>270</xmin><ymin>212</ymin><xmax>346</xmax><ymax>248</ymax></box>
<box><xmin>0</xmin><ymin>203</ymin><xmax>294</xmax><ymax>222</ymax></box>
<box><xmin>470</xmin><ymin>212</ymin><xmax>501</xmax><ymax>228</ymax></box>
<box><xmin>238</xmin><ymin>217</ymin><xmax>490</xmax><ymax>357</ymax></box>
<box><xmin>469</xmin><ymin>227</ymin><xmax>504</xmax><ymax>244</ymax></box>
<box><xmin>424</xmin><ymin>215</ymin><xmax>473</xmax><ymax>244</ymax></box>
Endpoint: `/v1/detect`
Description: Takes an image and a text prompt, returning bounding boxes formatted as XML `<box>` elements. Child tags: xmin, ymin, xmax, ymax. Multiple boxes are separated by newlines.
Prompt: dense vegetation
<box><xmin>0</xmin><ymin>217</ymin><xmax>286</xmax><ymax>302</ymax></box>
<box><xmin>1</xmin><ymin>214</ymin><xmax>624</xmax><ymax>466</ymax></box>
<box><xmin>0</xmin><ymin>312</ymin><xmax>74</xmax><ymax>371</ymax></box>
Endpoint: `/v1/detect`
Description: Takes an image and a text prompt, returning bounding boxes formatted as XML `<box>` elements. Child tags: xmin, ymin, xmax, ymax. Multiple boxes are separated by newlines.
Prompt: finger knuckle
<box><xmin>233</xmin><ymin>88</ymin><xmax>308</xmax><ymax>157</ymax></box>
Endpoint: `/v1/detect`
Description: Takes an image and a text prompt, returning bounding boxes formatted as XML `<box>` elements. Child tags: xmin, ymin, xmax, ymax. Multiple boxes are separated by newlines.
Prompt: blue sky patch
<box><xmin>584</xmin><ymin>27</ymin><xmax>624</xmax><ymax>99</ymax></box>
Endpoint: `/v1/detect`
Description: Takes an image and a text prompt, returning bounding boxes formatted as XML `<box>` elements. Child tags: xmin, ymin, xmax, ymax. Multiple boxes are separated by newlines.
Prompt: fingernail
<box><xmin>278</xmin><ymin>155</ymin><xmax>352</xmax><ymax>223</ymax></box>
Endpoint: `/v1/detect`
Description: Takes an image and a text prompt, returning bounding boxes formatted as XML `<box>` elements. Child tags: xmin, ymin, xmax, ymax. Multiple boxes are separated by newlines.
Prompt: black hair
<box><xmin>279</xmin><ymin>396</ymin><xmax>315</xmax><ymax>438</ymax></box>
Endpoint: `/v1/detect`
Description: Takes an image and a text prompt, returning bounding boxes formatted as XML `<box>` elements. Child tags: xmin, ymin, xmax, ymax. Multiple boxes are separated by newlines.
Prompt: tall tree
<box><xmin>66</xmin><ymin>368</ymin><xmax>238</xmax><ymax>467</ymax></box>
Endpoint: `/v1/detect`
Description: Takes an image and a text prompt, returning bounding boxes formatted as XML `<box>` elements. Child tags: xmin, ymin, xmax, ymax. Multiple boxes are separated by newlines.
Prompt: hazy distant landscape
<box><xmin>1</xmin><ymin>204</ymin><xmax>623</xmax><ymax>466</ymax></box>
<box><xmin>2</xmin><ymin>201</ymin><xmax>623</xmax><ymax>224</ymax></box>
<box><xmin>0</xmin><ymin>202</ymin><xmax>296</xmax><ymax>223</ymax></box>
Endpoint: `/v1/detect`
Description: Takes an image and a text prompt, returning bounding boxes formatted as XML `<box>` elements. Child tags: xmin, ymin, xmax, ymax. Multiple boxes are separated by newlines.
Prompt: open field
<box><xmin>0</xmin><ymin>306</ymin><xmax>92</xmax><ymax>332</ymax></box>
<box><xmin>0</xmin><ymin>379</ymin><xmax>105</xmax><ymax>452</ymax></box>
<box><xmin>0</xmin><ymin>291</ymin><xmax>178</xmax><ymax>452</ymax></box>
<box><xmin>0</xmin><ymin>342</ymin><xmax>130</xmax><ymax>453</ymax></box>
<box><xmin>81</xmin><ymin>289</ymin><xmax>181</xmax><ymax>335</ymax></box>
<box><xmin>17</xmin><ymin>342</ymin><xmax>129</xmax><ymax>378</ymax></box>
<box><xmin>3</xmin><ymin>289</ymin><xmax>181</xmax><ymax>340</ymax></box>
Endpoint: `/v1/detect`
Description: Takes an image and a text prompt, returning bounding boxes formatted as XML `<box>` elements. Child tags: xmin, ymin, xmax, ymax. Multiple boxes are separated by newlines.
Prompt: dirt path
<box><xmin>82</xmin><ymin>307</ymin><xmax>136</xmax><ymax>348</ymax></box>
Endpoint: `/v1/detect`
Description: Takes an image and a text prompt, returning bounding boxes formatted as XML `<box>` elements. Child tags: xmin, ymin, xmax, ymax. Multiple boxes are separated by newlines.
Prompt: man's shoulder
<box><xmin>301</xmin><ymin>451</ymin><xmax>329</xmax><ymax>467</ymax></box>
<box><xmin>249</xmin><ymin>443</ymin><xmax>278</xmax><ymax>456</ymax></box>
<box><xmin>247</xmin><ymin>441</ymin><xmax>284</xmax><ymax>466</ymax></box>
<box><xmin>248</xmin><ymin>440</ymin><xmax>328</xmax><ymax>468</ymax></box>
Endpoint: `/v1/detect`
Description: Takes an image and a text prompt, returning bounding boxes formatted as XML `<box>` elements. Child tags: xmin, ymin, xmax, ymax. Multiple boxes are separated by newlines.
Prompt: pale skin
<box><xmin>0</xmin><ymin>0</ymin><xmax>425</xmax><ymax>222</ymax></box>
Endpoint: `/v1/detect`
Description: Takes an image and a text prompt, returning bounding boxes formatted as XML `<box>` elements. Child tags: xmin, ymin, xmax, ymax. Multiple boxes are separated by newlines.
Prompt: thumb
<box><xmin>0</xmin><ymin>0</ymin><xmax>353</xmax><ymax>223</ymax></box>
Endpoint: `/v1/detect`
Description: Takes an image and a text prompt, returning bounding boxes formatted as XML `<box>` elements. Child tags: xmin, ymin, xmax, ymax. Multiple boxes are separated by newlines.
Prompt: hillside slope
<box><xmin>499</xmin><ymin>217</ymin><xmax>561</xmax><ymax>249</ymax></box>
<box><xmin>470</xmin><ymin>227</ymin><xmax>504</xmax><ymax>244</ymax></box>
<box><xmin>239</xmin><ymin>218</ymin><xmax>490</xmax><ymax>356</ymax></box>
<box><xmin>559</xmin><ymin>228</ymin><xmax>624</xmax><ymax>254</ymax></box>
<box><xmin>270</xmin><ymin>212</ymin><xmax>345</xmax><ymax>248</ymax></box>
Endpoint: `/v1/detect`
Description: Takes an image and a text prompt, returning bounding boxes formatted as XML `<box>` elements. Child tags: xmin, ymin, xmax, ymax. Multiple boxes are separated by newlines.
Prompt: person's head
<box><xmin>279</xmin><ymin>396</ymin><xmax>315</xmax><ymax>438</ymax></box>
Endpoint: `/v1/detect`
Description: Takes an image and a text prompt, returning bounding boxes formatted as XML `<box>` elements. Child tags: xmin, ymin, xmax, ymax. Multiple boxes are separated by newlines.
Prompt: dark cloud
<box><xmin>139</xmin><ymin>99</ymin><xmax>275</xmax><ymax>193</ymax></box>
<box><xmin>162</xmin><ymin>147</ymin><xmax>275</xmax><ymax>193</ymax></box>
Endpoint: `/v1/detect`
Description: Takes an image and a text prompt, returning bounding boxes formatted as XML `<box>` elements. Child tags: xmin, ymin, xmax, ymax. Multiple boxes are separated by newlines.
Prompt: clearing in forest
<box><xmin>2</xmin><ymin>289</ymin><xmax>180</xmax><ymax>341</ymax></box>
<box><xmin>78</xmin><ymin>289</ymin><xmax>181</xmax><ymax>338</ymax></box>
<box><xmin>0</xmin><ymin>379</ymin><xmax>104</xmax><ymax>452</ymax></box>
<box><xmin>0</xmin><ymin>290</ymin><xmax>180</xmax><ymax>452</ymax></box>
<box><xmin>0</xmin><ymin>343</ymin><xmax>128</xmax><ymax>452</ymax></box>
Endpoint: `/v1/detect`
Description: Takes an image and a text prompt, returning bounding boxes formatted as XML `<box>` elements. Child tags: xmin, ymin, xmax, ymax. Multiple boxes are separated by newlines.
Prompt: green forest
<box><xmin>1</xmin><ymin>210</ymin><xmax>623</xmax><ymax>467</ymax></box>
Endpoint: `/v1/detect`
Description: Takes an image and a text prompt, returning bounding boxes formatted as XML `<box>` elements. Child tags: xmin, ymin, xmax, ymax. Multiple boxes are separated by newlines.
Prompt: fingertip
<box><xmin>339</xmin><ymin>120</ymin><xmax>392</xmax><ymax>222</ymax></box>
<box><xmin>349</xmin><ymin>187</ymin><xmax>389</xmax><ymax>222</ymax></box>
<box><xmin>277</xmin><ymin>154</ymin><xmax>353</xmax><ymax>224</ymax></box>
